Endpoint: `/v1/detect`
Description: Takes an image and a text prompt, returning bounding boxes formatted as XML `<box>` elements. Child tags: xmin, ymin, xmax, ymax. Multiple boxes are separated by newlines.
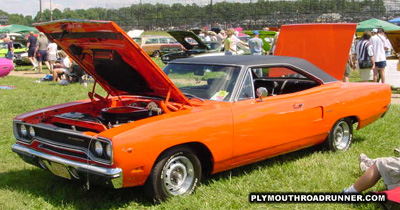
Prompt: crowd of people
<box><xmin>351</xmin><ymin>28</ymin><xmax>393</xmax><ymax>83</ymax></box>
<box><xmin>2</xmin><ymin>31</ymin><xmax>83</xmax><ymax>84</ymax></box>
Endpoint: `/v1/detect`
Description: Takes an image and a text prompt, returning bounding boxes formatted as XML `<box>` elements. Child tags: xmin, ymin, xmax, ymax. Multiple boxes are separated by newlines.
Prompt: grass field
<box><xmin>0</xmin><ymin>61</ymin><xmax>398</xmax><ymax>209</ymax></box>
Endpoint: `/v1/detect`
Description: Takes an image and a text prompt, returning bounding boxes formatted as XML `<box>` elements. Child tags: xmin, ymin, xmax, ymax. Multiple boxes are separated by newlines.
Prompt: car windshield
<box><xmin>163</xmin><ymin>64</ymin><xmax>241</xmax><ymax>101</ymax></box>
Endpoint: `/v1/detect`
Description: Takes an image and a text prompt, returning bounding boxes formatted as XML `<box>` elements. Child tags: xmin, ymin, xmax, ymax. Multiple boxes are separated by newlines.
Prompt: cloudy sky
<box><xmin>3</xmin><ymin>0</ymin><xmax>254</xmax><ymax>17</ymax></box>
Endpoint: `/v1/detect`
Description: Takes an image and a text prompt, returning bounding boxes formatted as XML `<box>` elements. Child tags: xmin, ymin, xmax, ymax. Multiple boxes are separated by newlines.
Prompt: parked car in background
<box><xmin>132</xmin><ymin>36</ymin><xmax>178</xmax><ymax>57</ymax></box>
<box><xmin>161</xmin><ymin>30</ymin><xmax>246</xmax><ymax>64</ymax></box>
<box><xmin>0</xmin><ymin>42</ymin><xmax>26</xmax><ymax>60</ymax></box>
<box><xmin>12</xmin><ymin>20</ymin><xmax>391</xmax><ymax>203</ymax></box>
<box><xmin>159</xmin><ymin>43</ymin><xmax>184</xmax><ymax>56</ymax></box>
<box><xmin>0</xmin><ymin>33</ymin><xmax>27</xmax><ymax>45</ymax></box>
<box><xmin>0</xmin><ymin>58</ymin><xmax>14</xmax><ymax>77</ymax></box>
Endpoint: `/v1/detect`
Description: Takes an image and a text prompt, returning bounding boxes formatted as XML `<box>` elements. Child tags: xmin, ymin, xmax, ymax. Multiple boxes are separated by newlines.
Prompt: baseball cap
<box><xmin>371</xmin><ymin>28</ymin><xmax>378</xmax><ymax>33</ymax></box>
<box><xmin>253</xmin><ymin>30</ymin><xmax>260</xmax><ymax>35</ymax></box>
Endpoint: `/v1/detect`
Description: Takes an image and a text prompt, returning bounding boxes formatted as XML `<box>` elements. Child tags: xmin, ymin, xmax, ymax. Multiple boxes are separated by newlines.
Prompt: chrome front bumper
<box><xmin>12</xmin><ymin>143</ymin><xmax>123</xmax><ymax>188</ymax></box>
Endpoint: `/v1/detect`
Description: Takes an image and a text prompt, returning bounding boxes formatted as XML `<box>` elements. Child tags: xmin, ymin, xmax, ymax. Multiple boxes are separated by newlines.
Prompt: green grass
<box><xmin>0</xmin><ymin>60</ymin><xmax>398</xmax><ymax>209</ymax></box>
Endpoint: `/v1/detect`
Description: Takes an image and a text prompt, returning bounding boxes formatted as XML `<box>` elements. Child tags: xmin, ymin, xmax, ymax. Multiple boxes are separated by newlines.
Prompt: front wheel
<box><xmin>145</xmin><ymin>146</ymin><xmax>202</xmax><ymax>202</ymax></box>
<box><xmin>324</xmin><ymin>118</ymin><xmax>353</xmax><ymax>151</ymax></box>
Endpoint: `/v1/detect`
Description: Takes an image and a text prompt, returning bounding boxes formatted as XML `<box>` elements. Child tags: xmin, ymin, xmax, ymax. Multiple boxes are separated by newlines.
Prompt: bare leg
<box><xmin>373</xmin><ymin>68</ymin><xmax>379</xmax><ymax>82</ymax></box>
<box><xmin>28</xmin><ymin>57</ymin><xmax>37</xmax><ymax>69</ymax></box>
<box><xmin>380</xmin><ymin>69</ymin><xmax>386</xmax><ymax>83</ymax></box>
<box><xmin>353</xmin><ymin>164</ymin><xmax>381</xmax><ymax>192</ymax></box>
<box><xmin>44</xmin><ymin>61</ymin><xmax>50</xmax><ymax>73</ymax></box>
<box><xmin>38</xmin><ymin>62</ymin><xmax>42</xmax><ymax>73</ymax></box>
<box><xmin>49</xmin><ymin>60</ymin><xmax>54</xmax><ymax>74</ymax></box>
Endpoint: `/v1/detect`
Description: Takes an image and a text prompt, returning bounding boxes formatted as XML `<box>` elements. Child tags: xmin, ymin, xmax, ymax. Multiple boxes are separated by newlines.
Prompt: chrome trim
<box><xmin>13</xmin><ymin>122</ymin><xmax>113</xmax><ymax>165</ymax></box>
<box><xmin>233</xmin><ymin>68</ymin><xmax>255</xmax><ymax>102</ymax></box>
<box><xmin>12</xmin><ymin>143</ymin><xmax>123</xmax><ymax>188</ymax></box>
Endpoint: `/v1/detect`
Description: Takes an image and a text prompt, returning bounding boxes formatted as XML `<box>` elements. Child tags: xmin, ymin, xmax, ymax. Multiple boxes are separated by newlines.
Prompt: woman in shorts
<box><xmin>47</xmin><ymin>40</ymin><xmax>58</xmax><ymax>76</ymax></box>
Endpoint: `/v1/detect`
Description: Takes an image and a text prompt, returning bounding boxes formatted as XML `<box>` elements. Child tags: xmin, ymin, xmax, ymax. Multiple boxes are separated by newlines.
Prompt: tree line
<box><xmin>0</xmin><ymin>0</ymin><xmax>391</xmax><ymax>30</ymax></box>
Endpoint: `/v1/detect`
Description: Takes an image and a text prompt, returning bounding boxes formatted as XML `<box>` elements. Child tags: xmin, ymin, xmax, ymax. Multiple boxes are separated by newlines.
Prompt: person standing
<box><xmin>5</xmin><ymin>37</ymin><xmax>14</xmax><ymax>60</ymax></box>
<box><xmin>248</xmin><ymin>31</ymin><xmax>264</xmax><ymax>55</ymax></box>
<box><xmin>35</xmin><ymin>32</ymin><xmax>50</xmax><ymax>74</ymax></box>
<box><xmin>356</xmin><ymin>31</ymin><xmax>375</xmax><ymax>82</ymax></box>
<box><xmin>223</xmin><ymin>29</ymin><xmax>236</xmax><ymax>55</ymax></box>
<box><xmin>370</xmin><ymin>28</ymin><xmax>389</xmax><ymax>83</ymax></box>
<box><xmin>47</xmin><ymin>40</ymin><xmax>58</xmax><ymax>80</ymax></box>
<box><xmin>26</xmin><ymin>31</ymin><xmax>38</xmax><ymax>70</ymax></box>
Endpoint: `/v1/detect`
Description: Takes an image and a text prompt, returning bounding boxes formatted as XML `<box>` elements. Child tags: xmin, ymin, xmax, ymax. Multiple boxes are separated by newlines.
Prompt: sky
<box><xmin>2</xmin><ymin>0</ymin><xmax>256</xmax><ymax>17</ymax></box>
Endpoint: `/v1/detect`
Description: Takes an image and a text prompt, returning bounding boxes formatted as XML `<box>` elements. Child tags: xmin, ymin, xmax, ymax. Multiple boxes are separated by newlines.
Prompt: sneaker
<box><xmin>31</xmin><ymin>66</ymin><xmax>37</xmax><ymax>70</ymax></box>
<box><xmin>359</xmin><ymin>153</ymin><xmax>375</xmax><ymax>172</ymax></box>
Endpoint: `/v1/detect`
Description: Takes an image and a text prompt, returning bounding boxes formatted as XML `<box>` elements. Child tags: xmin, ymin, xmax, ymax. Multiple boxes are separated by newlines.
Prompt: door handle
<box><xmin>293</xmin><ymin>103</ymin><xmax>303</xmax><ymax>109</ymax></box>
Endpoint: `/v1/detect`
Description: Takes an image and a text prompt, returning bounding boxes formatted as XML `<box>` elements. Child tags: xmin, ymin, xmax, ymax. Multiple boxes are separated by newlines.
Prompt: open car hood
<box><xmin>34</xmin><ymin>20</ymin><xmax>190</xmax><ymax>105</ymax></box>
<box><xmin>167</xmin><ymin>31</ymin><xmax>210</xmax><ymax>50</ymax></box>
<box><xmin>275</xmin><ymin>23</ymin><xmax>357</xmax><ymax>80</ymax></box>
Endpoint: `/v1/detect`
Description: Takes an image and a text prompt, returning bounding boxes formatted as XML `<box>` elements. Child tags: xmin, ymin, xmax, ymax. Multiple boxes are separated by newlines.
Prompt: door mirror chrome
<box><xmin>256</xmin><ymin>87</ymin><xmax>268</xmax><ymax>101</ymax></box>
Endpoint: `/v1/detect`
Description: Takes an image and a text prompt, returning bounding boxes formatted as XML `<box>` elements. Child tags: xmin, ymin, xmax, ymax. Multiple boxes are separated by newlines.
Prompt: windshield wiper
<box><xmin>182</xmin><ymin>92</ymin><xmax>204</xmax><ymax>102</ymax></box>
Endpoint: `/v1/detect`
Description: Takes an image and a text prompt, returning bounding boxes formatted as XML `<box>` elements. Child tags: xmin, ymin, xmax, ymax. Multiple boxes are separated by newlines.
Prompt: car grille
<box><xmin>34</xmin><ymin>126</ymin><xmax>92</xmax><ymax>148</ymax></box>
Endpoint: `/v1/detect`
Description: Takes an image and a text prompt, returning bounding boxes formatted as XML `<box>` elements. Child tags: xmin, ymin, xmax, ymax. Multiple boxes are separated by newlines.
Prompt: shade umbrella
<box><xmin>356</xmin><ymin>18</ymin><xmax>400</xmax><ymax>32</ymax></box>
<box><xmin>0</xmin><ymin>24</ymin><xmax>38</xmax><ymax>33</ymax></box>
<box><xmin>389</xmin><ymin>17</ymin><xmax>400</xmax><ymax>24</ymax></box>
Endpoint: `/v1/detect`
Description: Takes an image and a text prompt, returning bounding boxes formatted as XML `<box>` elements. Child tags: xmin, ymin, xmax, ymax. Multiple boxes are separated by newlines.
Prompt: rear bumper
<box><xmin>12</xmin><ymin>143</ymin><xmax>123</xmax><ymax>188</ymax></box>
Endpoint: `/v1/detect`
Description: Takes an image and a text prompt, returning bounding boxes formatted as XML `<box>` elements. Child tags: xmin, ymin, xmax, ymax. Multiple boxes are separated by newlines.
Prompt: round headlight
<box><xmin>94</xmin><ymin>141</ymin><xmax>103</xmax><ymax>156</ymax></box>
<box><xmin>106</xmin><ymin>143</ymin><xmax>112</xmax><ymax>158</ymax></box>
<box><xmin>20</xmin><ymin>125</ymin><xmax>28</xmax><ymax>137</ymax></box>
<box><xmin>28</xmin><ymin>126</ymin><xmax>35</xmax><ymax>138</ymax></box>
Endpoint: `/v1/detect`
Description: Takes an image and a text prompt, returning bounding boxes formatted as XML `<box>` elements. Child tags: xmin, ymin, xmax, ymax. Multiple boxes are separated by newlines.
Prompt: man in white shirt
<box><xmin>370</xmin><ymin>28</ymin><xmax>389</xmax><ymax>83</ymax></box>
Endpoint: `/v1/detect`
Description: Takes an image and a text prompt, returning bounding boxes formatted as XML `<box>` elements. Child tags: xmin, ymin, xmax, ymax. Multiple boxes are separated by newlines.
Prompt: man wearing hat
<box><xmin>248</xmin><ymin>30</ymin><xmax>263</xmax><ymax>55</ymax></box>
<box><xmin>35</xmin><ymin>32</ymin><xmax>50</xmax><ymax>74</ymax></box>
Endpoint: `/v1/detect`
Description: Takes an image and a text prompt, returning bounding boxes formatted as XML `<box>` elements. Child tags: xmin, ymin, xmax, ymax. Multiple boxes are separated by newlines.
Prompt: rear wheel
<box><xmin>145</xmin><ymin>146</ymin><xmax>202</xmax><ymax>202</ymax></box>
<box><xmin>324</xmin><ymin>118</ymin><xmax>353</xmax><ymax>151</ymax></box>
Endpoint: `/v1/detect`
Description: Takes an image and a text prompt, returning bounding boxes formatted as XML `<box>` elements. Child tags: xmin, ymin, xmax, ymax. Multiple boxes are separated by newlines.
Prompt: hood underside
<box><xmin>167</xmin><ymin>31</ymin><xmax>209</xmax><ymax>50</ymax></box>
<box><xmin>34</xmin><ymin>20</ymin><xmax>190</xmax><ymax>105</ymax></box>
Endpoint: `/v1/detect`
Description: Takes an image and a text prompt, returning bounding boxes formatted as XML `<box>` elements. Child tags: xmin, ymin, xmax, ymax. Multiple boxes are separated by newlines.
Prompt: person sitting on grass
<box><xmin>53</xmin><ymin>51</ymin><xmax>71</xmax><ymax>82</ymax></box>
<box><xmin>343</xmin><ymin>153</ymin><xmax>400</xmax><ymax>193</ymax></box>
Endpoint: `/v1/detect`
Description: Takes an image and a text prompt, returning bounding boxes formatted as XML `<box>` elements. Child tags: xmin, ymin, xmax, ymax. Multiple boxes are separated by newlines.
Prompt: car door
<box><xmin>231</xmin><ymin>66</ymin><xmax>326</xmax><ymax>165</ymax></box>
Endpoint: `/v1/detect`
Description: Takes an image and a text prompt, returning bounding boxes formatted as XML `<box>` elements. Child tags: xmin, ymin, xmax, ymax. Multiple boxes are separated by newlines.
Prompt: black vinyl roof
<box><xmin>169</xmin><ymin>55</ymin><xmax>338</xmax><ymax>84</ymax></box>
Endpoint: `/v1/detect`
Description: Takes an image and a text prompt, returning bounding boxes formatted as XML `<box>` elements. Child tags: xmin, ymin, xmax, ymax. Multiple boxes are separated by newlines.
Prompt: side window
<box><xmin>145</xmin><ymin>38</ymin><xmax>159</xmax><ymax>44</ymax></box>
<box><xmin>238</xmin><ymin>71</ymin><xmax>254</xmax><ymax>101</ymax></box>
<box><xmin>160</xmin><ymin>38</ymin><xmax>168</xmax><ymax>44</ymax></box>
<box><xmin>251</xmin><ymin>66</ymin><xmax>319</xmax><ymax>96</ymax></box>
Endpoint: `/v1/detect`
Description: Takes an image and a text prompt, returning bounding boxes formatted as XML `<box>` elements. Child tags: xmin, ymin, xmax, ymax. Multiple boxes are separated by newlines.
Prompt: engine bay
<box><xmin>47</xmin><ymin>98</ymin><xmax>165</xmax><ymax>133</ymax></box>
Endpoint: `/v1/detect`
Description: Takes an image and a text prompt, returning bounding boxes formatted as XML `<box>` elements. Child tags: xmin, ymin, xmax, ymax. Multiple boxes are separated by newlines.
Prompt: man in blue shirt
<box><xmin>248</xmin><ymin>31</ymin><xmax>263</xmax><ymax>55</ymax></box>
<box><xmin>26</xmin><ymin>31</ymin><xmax>38</xmax><ymax>70</ymax></box>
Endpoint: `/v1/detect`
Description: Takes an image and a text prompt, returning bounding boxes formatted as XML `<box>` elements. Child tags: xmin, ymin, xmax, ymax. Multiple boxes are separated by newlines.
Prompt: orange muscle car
<box><xmin>11</xmin><ymin>20</ymin><xmax>391</xmax><ymax>202</ymax></box>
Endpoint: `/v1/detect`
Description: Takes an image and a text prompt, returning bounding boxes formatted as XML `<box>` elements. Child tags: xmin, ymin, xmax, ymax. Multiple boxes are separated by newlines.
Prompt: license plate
<box><xmin>50</xmin><ymin>162</ymin><xmax>71</xmax><ymax>179</ymax></box>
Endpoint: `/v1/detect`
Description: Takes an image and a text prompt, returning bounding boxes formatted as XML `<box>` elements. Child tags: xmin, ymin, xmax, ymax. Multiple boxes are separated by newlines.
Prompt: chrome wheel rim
<box><xmin>163</xmin><ymin>156</ymin><xmax>194</xmax><ymax>196</ymax></box>
<box><xmin>333</xmin><ymin>121</ymin><xmax>350</xmax><ymax>150</ymax></box>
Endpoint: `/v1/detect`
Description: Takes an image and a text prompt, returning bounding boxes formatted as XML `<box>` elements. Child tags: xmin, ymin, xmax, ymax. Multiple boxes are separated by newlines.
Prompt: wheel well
<box><xmin>346</xmin><ymin>116</ymin><xmax>359</xmax><ymax>128</ymax></box>
<box><xmin>157</xmin><ymin>142</ymin><xmax>214</xmax><ymax>176</ymax></box>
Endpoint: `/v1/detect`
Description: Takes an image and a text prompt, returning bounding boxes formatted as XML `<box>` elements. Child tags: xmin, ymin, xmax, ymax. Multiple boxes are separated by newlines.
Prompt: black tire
<box><xmin>324</xmin><ymin>118</ymin><xmax>353</xmax><ymax>152</ymax></box>
<box><xmin>152</xmin><ymin>51</ymin><xmax>160</xmax><ymax>57</ymax></box>
<box><xmin>144</xmin><ymin>146</ymin><xmax>202</xmax><ymax>202</ymax></box>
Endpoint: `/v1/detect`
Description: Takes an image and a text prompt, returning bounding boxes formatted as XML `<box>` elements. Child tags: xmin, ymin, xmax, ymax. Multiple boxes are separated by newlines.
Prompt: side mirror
<box><xmin>256</xmin><ymin>87</ymin><xmax>268</xmax><ymax>101</ymax></box>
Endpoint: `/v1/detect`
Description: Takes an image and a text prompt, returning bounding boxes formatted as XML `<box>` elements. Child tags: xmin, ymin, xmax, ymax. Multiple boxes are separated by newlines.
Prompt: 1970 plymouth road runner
<box><xmin>12</xmin><ymin>20</ymin><xmax>391</xmax><ymax>201</ymax></box>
